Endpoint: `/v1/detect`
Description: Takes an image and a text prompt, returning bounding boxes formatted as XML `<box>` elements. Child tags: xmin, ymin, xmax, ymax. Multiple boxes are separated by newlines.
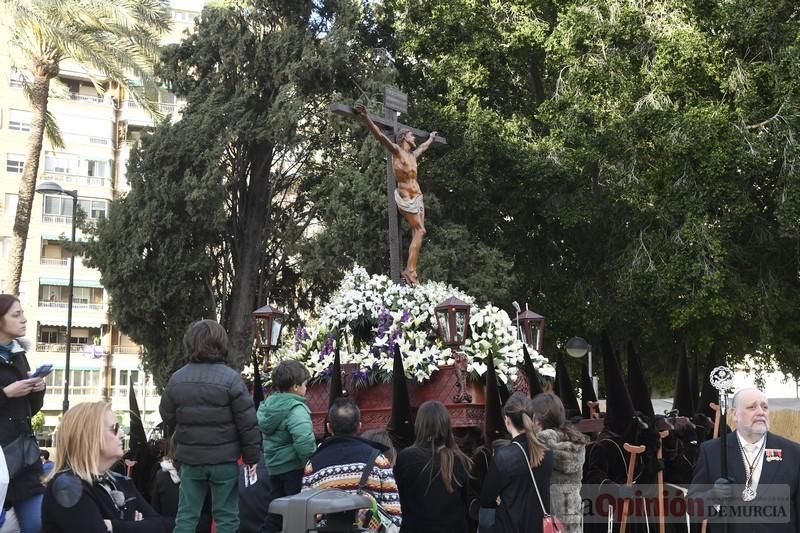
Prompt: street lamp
<box><xmin>252</xmin><ymin>304</ymin><xmax>286</xmax><ymax>372</ymax></box>
<box><xmin>435</xmin><ymin>296</ymin><xmax>472</xmax><ymax>403</ymax></box>
<box><xmin>35</xmin><ymin>180</ymin><xmax>77</xmax><ymax>414</ymax></box>
<box><xmin>516</xmin><ymin>306</ymin><xmax>545</xmax><ymax>352</ymax></box>
<box><xmin>566</xmin><ymin>336</ymin><xmax>597</xmax><ymax>396</ymax></box>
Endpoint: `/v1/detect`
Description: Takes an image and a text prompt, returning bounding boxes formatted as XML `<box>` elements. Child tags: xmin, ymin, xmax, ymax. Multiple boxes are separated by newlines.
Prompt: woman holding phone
<box><xmin>0</xmin><ymin>294</ymin><xmax>47</xmax><ymax>532</ymax></box>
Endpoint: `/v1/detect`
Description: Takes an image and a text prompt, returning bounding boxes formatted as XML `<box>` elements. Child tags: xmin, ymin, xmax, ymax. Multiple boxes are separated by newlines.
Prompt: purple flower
<box><xmin>318</xmin><ymin>333</ymin><xmax>336</xmax><ymax>360</ymax></box>
<box><xmin>294</xmin><ymin>327</ymin><xmax>310</xmax><ymax>351</ymax></box>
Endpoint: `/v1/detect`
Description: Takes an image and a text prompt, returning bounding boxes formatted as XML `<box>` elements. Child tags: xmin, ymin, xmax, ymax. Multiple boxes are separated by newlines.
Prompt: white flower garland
<box><xmin>273</xmin><ymin>265</ymin><xmax>552</xmax><ymax>384</ymax></box>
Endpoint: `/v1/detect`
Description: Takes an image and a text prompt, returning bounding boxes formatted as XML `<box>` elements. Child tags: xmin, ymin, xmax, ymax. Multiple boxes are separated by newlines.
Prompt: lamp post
<box><xmin>435</xmin><ymin>296</ymin><xmax>472</xmax><ymax>403</ymax></box>
<box><xmin>566</xmin><ymin>336</ymin><xmax>597</xmax><ymax>396</ymax></box>
<box><xmin>515</xmin><ymin>305</ymin><xmax>545</xmax><ymax>352</ymax></box>
<box><xmin>252</xmin><ymin>304</ymin><xmax>286</xmax><ymax>372</ymax></box>
<box><xmin>35</xmin><ymin>180</ymin><xmax>78</xmax><ymax>413</ymax></box>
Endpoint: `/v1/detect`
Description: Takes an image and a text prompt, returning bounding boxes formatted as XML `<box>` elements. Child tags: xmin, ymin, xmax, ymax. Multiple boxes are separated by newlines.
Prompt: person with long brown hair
<box><xmin>0</xmin><ymin>294</ymin><xmax>46</xmax><ymax>532</ymax></box>
<box><xmin>479</xmin><ymin>393</ymin><xmax>554</xmax><ymax>533</ymax></box>
<box><xmin>531</xmin><ymin>393</ymin><xmax>588</xmax><ymax>533</ymax></box>
<box><xmin>394</xmin><ymin>400</ymin><xmax>472</xmax><ymax>533</ymax></box>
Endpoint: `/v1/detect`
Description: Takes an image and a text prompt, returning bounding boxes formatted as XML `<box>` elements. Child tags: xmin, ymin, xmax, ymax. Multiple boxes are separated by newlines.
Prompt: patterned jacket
<box><xmin>302</xmin><ymin>435</ymin><xmax>401</xmax><ymax>518</ymax></box>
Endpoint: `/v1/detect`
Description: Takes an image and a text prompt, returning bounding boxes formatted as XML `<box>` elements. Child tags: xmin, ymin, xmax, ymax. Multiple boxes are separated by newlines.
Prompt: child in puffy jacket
<box><xmin>257</xmin><ymin>360</ymin><xmax>316</xmax><ymax>533</ymax></box>
<box><xmin>160</xmin><ymin>320</ymin><xmax>261</xmax><ymax>533</ymax></box>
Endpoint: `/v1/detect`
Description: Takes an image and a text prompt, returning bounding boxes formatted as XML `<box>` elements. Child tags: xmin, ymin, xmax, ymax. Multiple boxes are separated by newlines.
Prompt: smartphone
<box><xmin>32</xmin><ymin>364</ymin><xmax>53</xmax><ymax>378</ymax></box>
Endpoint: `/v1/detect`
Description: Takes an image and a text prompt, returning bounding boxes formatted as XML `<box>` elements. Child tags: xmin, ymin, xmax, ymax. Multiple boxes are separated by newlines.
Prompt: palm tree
<box><xmin>1</xmin><ymin>0</ymin><xmax>170</xmax><ymax>295</ymax></box>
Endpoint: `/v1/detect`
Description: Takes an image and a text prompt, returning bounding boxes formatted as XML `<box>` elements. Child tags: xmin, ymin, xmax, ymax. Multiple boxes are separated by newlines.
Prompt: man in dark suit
<box><xmin>689</xmin><ymin>387</ymin><xmax>800</xmax><ymax>532</ymax></box>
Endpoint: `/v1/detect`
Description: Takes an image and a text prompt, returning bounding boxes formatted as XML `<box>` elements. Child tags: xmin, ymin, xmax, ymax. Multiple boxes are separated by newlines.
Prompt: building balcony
<box><xmin>40</xmin><ymin>257</ymin><xmax>68</xmax><ymax>266</ymax></box>
<box><xmin>38</xmin><ymin>300</ymin><xmax>106</xmax><ymax>312</ymax></box>
<box><xmin>42</xmin><ymin>384</ymin><xmax>159</xmax><ymax>399</ymax></box>
<box><xmin>41</xmin><ymin>214</ymin><xmax>72</xmax><ymax>225</ymax></box>
<box><xmin>113</xmin><ymin>345</ymin><xmax>141</xmax><ymax>355</ymax></box>
<box><xmin>44</xmin><ymin>172</ymin><xmax>111</xmax><ymax>189</ymax></box>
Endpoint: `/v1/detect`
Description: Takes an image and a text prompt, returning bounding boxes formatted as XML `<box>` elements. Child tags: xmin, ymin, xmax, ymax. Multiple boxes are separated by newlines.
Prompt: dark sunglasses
<box><xmin>108</xmin><ymin>423</ymin><xmax>120</xmax><ymax>435</ymax></box>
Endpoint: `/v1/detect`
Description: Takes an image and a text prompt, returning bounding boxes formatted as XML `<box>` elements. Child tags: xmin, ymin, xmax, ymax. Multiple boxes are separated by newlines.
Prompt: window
<box><xmin>4</xmin><ymin>194</ymin><xmax>17</xmax><ymax>218</ymax></box>
<box><xmin>6</xmin><ymin>153</ymin><xmax>24</xmax><ymax>174</ymax></box>
<box><xmin>87</xmin><ymin>160</ymin><xmax>107</xmax><ymax>178</ymax></box>
<box><xmin>118</xmin><ymin>369</ymin><xmax>141</xmax><ymax>388</ymax></box>
<box><xmin>78</xmin><ymin>198</ymin><xmax>108</xmax><ymax>219</ymax></box>
<box><xmin>8</xmin><ymin>109</ymin><xmax>31</xmax><ymax>132</ymax></box>
<box><xmin>44</xmin><ymin>152</ymin><xmax>79</xmax><ymax>174</ymax></box>
<box><xmin>39</xmin><ymin>326</ymin><xmax>64</xmax><ymax>344</ymax></box>
<box><xmin>9</xmin><ymin>70</ymin><xmax>27</xmax><ymax>88</ymax></box>
<box><xmin>43</xmin><ymin>195</ymin><xmax>73</xmax><ymax>217</ymax></box>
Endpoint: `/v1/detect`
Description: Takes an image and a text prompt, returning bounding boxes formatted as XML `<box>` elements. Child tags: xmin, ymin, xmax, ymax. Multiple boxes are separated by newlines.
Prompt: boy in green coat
<box><xmin>257</xmin><ymin>359</ymin><xmax>316</xmax><ymax>533</ymax></box>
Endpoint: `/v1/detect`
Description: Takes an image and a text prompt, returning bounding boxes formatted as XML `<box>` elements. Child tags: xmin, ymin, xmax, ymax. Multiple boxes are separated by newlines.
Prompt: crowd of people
<box><xmin>0</xmin><ymin>293</ymin><xmax>798</xmax><ymax>533</ymax></box>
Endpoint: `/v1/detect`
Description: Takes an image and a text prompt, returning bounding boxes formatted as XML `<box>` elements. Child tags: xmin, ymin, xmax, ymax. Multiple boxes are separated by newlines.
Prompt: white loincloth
<box><xmin>394</xmin><ymin>189</ymin><xmax>424</xmax><ymax>215</ymax></box>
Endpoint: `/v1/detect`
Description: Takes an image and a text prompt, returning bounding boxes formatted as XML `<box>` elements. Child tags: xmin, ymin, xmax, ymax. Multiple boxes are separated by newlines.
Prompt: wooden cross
<box><xmin>331</xmin><ymin>86</ymin><xmax>446</xmax><ymax>284</ymax></box>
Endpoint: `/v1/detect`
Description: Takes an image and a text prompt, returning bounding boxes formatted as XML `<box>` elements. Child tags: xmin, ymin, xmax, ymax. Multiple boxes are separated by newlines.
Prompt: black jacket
<box><xmin>394</xmin><ymin>445</ymin><xmax>472</xmax><ymax>533</ymax></box>
<box><xmin>0</xmin><ymin>342</ymin><xmax>45</xmax><ymax>507</ymax></box>
<box><xmin>688</xmin><ymin>431</ymin><xmax>800</xmax><ymax>533</ymax></box>
<box><xmin>149</xmin><ymin>461</ymin><xmax>211</xmax><ymax>533</ymax></box>
<box><xmin>159</xmin><ymin>361</ymin><xmax>261</xmax><ymax>466</ymax></box>
<box><xmin>238</xmin><ymin>460</ymin><xmax>271</xmax><ymax>533</ymax></box>
<box><xmin>479</xmin><ymin>435</ymin><xmax>554</xmax><ymax>533</ymax></box>
<box><xmin>42</xmin><ymin>470</ymin><xmax>166</xmax><ymax>533</ymax></box>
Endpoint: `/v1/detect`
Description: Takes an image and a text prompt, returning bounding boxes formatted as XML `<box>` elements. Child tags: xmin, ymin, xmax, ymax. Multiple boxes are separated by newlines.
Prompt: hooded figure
<box><xmin>554</xmin><ymin>352</ymin><xmax>581</xmax><ymax>419</ymax></box>
<box><xmin>582</xmin><ymin>332</ymin><xmax>653</xmax><ymax>533</ymax></box>
<box><xmin>626</xmin><ymin>341</ymin><xmax>655</xmax><ymax>422</ymax></box>
<box><xmin>522</xmin><ymin>345</ymin><xmax>545</xmax><ymax>397</ymax></box>
<box><xmin>387</xmin><ymin>344</ymin><xmax>414</xmax><ymax>450</ymax></box>
<box><xmin>324</xmin><ymin>343</ymin><xmax>344</xmax><ymax>439</ymax></box>
<box><xmin>696</xmin><ymin>342</ymin><xmax>720</xmax><ymax>420</ymax></box>
<box><xmin>672</xmin><ymin>345</ymin><xmax>695</xmax><ymax>417</ymax></box>
<box><xmin>599</xmin><ymin>332</ymin><xmax>636</xmax><ymax>437</ymax></box>
<box><xmin>483</xmin><ymin>351</ymin><xmax>507</xmax><ymax>445</ymax></box>
<box><xmin>581</xmin><ymin>361</ymin><xmax>598</xmax><ymax>419</ymax></box>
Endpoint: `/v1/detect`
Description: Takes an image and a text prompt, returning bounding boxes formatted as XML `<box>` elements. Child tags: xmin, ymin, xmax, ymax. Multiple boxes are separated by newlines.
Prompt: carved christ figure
<box><xmin>355</xmin><ymin>103</ymin><xmax>437</xmax><ymax>286</ymax></box>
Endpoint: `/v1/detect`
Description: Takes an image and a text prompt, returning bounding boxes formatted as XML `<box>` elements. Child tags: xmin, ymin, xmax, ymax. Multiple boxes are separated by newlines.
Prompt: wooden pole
<box><xmin>700</xmin><ymin>402</ymin><xmax>722</xmax><ymax>533</ymax></box>
<box><xmin>657</xmin><ymin>430</ymin><xmax>669</xmax><ymax>533</ymax></box>
<box><xmin>620</xmin><ymin>443</ymin><xmax>646</xmax><ymax>533</ymax></box>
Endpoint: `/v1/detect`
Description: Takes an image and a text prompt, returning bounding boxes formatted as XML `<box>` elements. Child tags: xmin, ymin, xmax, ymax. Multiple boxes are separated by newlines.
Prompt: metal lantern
<box><xmin>435</xmin><ymin>296</ymin><xmax>471</xmax><ymax>347</ymax></box>
<box><xmin>252</xmin><ymin>304</ymin><xmax>286</xmax><ymax>352</ymax></box>
<box><xmin>516</xmin><ymin>309</ymin><xmax>545</xmax><ymax>352</ymax></box>
<box><xmin>435</xmin><ymin>296</ymin><xmax>473</xmax><ymax>403</ymax></box>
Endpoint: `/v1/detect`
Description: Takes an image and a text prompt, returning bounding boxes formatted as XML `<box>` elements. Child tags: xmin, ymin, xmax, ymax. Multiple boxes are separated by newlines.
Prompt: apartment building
<box><xmin>0</xmin><ymin>0</ymin><xmax>206</xmax><ymax>442</ymax></box>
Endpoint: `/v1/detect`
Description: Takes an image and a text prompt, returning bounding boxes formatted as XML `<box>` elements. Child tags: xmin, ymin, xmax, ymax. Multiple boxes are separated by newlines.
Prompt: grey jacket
<box><xmin>159</xmin><ymin>361</ymin><xmax>261</xmax><ymax>466</ymax></box>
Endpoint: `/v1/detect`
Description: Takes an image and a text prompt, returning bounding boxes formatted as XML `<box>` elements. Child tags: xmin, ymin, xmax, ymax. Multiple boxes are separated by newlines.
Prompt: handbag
<box><xmin>513</xmin><ymin>441</ymin><xmax>565</xmax><ymax>533</ymax></box>
<box><xmin>3</xmin><ymin>432</ymin><xmax>40</xmax><ymax>480</ymax></box>
<box><xmin>356</xmin><ymin>449</ymin><xmax>401</xmax><ymax>533</ymax></box>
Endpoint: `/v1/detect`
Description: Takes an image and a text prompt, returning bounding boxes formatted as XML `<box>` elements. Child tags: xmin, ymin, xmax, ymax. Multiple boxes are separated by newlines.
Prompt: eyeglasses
<box><xmin>108</xmin><ymin>423</ymin><xmax>120</xmax><ymax>435</ymax></box>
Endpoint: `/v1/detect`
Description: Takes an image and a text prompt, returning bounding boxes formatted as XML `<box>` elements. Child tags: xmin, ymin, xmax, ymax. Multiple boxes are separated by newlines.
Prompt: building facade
<box><xmin>0</xmin><ymin>0</ymin><xmax>206</xmax><ymax>442</ymax></box>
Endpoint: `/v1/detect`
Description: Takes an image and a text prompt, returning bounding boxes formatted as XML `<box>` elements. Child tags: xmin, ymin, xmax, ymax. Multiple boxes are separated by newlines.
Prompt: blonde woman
<box><xmin>479</xmin><ymin>393</ymin><xmax>554</xmax><ymax>533</ymax></box>
<box><xmin>41</xmin><ymin>402</ymin><xmax>165</xmax><ymax>532</ymax></box>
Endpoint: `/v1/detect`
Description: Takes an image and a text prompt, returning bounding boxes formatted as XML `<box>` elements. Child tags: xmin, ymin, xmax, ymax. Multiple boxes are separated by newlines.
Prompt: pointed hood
<box><xmin>601</xmin><ymin>331</ymin><xmax>635</xmax><ymax>435</ymax></box>
<box><xmin>387</xmin><ymin>344</ymin><xmax>414</xmax><ymax>449</ymax></box>
<box><xmin>523</xmin><ymin>344</ymin><xmax>544</xmax><ymax>397</ymax></box>
<box><xmin>128</xmin><ymin>383</ymin><xmax>147</xmax><ymax>459</ymax></box>
<box><xmin>329</xmin><ymin>343</ymin><xmax>344</xmax><ymax>408</ymax></box>
<box><xmin>672</xmin><ymin>345</ymin><xmax>694</xmax><ymax>417</ymax></box>
<box><xmin>324</xmin><ymin>342</ymin><xmax>344</xmax><ymax>439</ymax></box>
<box><xmin>626</xmin><ymin>340</ymin><xmax>655</xmax><ymax>421</ymax></box>
<box><xmin>689</xmin><ymin>349</ymin><xmax>699</xmax><ymax>414</ymax></box>
<box><xmin>697</xmin><ymin>342</ymin><xmax>720</xmax><ymax>419</ymax></box>
<box><xmin>484</xmin><ymin>351</ymin><xmax>507</xmax><ymax>444</ymax></box>
<box><xmin>554</xmin><ymin>352</ymin><xmax>581</xmax><ymax>418</ymax></box>
<box><xmin>581</xmin><ymin>361</ymin><xmax>598</xmax><ymax>418</ymax></box>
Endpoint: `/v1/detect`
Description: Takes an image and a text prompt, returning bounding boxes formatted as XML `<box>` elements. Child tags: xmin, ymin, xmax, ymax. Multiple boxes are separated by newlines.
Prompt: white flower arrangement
<box><xmin>273</xmin><ymin>265</ymin><xmax>552</xmax><ymax>385</ymax></box>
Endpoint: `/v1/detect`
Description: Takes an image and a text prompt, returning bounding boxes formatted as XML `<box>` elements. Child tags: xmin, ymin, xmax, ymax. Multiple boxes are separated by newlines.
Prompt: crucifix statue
<box><xmin>331</xmin><ymin>87</ymin><xmax>446</xmax><ymax>285</ymax></box>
